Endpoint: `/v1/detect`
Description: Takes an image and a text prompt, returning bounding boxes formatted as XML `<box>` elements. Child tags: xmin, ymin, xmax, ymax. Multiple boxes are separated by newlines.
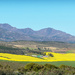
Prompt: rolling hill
<box><xmin>0</xmin><ymin>23</ymin><xmax>75</xmax><ymax>42</ymax></box>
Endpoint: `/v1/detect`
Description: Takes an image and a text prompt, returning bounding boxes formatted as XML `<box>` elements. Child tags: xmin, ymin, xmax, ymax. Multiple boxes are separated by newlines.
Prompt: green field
<box><xmin>0</xmin><ymin>60</ymin><xmax>75</xmax><ymax>70</ymax></box>
<box><xmin>66</xmin><ymin>50</ymin><xmax>75</xmax><ymax>53</ymax></box>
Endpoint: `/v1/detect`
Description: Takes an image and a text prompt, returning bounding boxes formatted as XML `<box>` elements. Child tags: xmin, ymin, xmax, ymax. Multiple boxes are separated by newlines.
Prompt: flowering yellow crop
<box><xmin>0</xmin><ymin>53</ymin><xmax>45</xmax><ymax>62</ymax></box>
<box><xmin>0</xmin><ymin>52</ymin><xmax>75</xmax><ymax>62</ymax></box>
<box><xmin>45</xmin><ymin>52</ymin><xmax>75</xmax><ymax>61</ymax></box>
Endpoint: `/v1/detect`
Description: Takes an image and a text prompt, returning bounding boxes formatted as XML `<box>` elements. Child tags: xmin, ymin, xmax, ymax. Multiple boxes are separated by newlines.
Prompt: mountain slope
<box><xmin>0</xmin><ymin>23</ymin><xmax>75</xmax><ymax>42</ymax></box>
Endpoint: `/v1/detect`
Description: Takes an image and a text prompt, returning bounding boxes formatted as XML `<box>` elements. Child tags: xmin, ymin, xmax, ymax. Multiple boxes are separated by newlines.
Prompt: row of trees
<box><xmin>0</xmin><ymin>45</ymin><xmax>51</xmax><ymax>55</ymax></box>
<box><xmin>42</xmin><ymin>52</ymin><xmax>54</xmax><ymax>57</ymax></box>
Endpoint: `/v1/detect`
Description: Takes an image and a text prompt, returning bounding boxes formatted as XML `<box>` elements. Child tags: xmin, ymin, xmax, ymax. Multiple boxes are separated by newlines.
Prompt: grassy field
<box><xmin>0</xmin><ymin>41</ymin><xmax>75</xmax><ymax>55</ymax></box>
<box><xmin>66</xmin><ymin>50</ymin><xmax>75</xmax><ymax>53</ymax></box>
<box><xmin>0</xmin><ymin>60</ymin><xmax>75</xmax><ymax>70</ymax></box>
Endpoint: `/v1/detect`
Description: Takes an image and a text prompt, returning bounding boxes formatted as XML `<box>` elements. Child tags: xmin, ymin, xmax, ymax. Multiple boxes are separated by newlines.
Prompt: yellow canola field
<box><xmin>0</xmin><ymin>52</ymin><xmax>75</xmax><ymax>62</ymax></box>
<box><xmin>45</xmin><ymin>52</ymin><xmax>75</xmax><ymax>61</ymax></box>
<box><xmin>0</xmin><ymin>53</ymin><xmax>45</xmax><ymax>62</ymax></box>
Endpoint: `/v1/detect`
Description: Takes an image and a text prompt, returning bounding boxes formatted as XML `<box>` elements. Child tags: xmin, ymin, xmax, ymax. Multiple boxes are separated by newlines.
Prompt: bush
<box><xmin>48</xmin><ymin>53</ymin><xmax>54</xmax><ymax>57</ymax></box>
<box><xmin>0</xmin><ymin>70</ymin><xmax>6</xmax><ymax>75</ymax></box>
<box><xmin>25</xmin><ymin>63</ymin><xmax>44</xmax><ymax>72</ymax></box>
<box><xmin>44</xmin><ymin>64</ymin><xmax>58</xmax><ymax>70</ymax></box>
<box><xmin>18</xmin><ymin>67</ymin><xmax>26</xmax><ymax>74</ymax></box>
<box><xmin>51</xmin><ymin>69</ymin><xmax>64</xmax><ymax>75</ymax></box>
<box><xmin>0</xmin><ymin>64</ymin><xmax>3</xmax><ymax>69</ymax></box>
<box><xmin>33</xmin><ymin>64</ymin><xmax>44</xmax><ymax>71</ymax></box>
<box><xmin>42</xmin><ymin>52</ymin><xmax>46</xmax><ymax>56</ymax></box>
<box><xmin>59</xmin><ymin>64</ymin><xmax>73</xmax><ymax>70</ymax></box>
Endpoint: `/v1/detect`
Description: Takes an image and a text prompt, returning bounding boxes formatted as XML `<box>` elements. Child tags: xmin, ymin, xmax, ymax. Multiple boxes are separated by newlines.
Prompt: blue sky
<box><xmin>0</xmin><ymin>0</ymin><xmax>75</xmax><ymax>35</ymax></box>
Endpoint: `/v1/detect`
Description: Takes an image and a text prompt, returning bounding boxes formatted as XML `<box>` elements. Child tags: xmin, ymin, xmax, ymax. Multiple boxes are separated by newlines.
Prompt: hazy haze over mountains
<box><xmin>0</xmin><ymin>23</ymin><xmax>75</xmax><ymax>42</ymax></box>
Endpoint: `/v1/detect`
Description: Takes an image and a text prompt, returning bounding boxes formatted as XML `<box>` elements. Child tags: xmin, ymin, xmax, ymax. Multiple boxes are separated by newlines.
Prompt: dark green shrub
<box><xmin>48</xmin><ymin>53</ymin><xmax>54</xmax><ymax>57</ymax></box>
<box><xmin>33</xmin><ymin>64</ymin><xmax>44</xmax><ymax>71</ymax></box>
<box><xmin>44</xmin><ymin>64</ymin><xmax>58</xmax><ymax>70</ymax></box>
<box><xmin>18</xmin><ymin>67</ymin><xmax>26</xmax><ymax>74</ymax></box>
<box><xmin>25</xmin><ymin>63</ymin><xmax>36</xmax><ymax>71</ymax></box>
<box><xmin>59</xmin><ymin>64</ymin><xmax>74</xmax><ymax>70</ymax></box>
<box><xmin>38</xmin><ymin>48</ymin><xmax>41</xmax><ymax>50</ymax></box>
<box><xmin>0</xmin><ymin>64</ymin><xmax>3</xmax><ymax>69</ymax></box>
<box><xmin>4</xmin><ymin>65</ymin><xmax>10</xmax><ymax>69</ymax></box>
<box><xmin>0</xmin><ymin>70</ymin><xmax>6</xmax><ymax>75</ymax></box>
<box><xmin>42</xmin><ymin>52</ymin><xmax>46</xmax><ymax>56</ymax></box>
<box><xmin>25</xmin><ymin>63</ymin><xmax>44</xmax><ymax>72</ymax></box>
<box><xmin>51</xmin><ymin>69</ymin><xmax>64</xmax><ymax>75</ymax></box>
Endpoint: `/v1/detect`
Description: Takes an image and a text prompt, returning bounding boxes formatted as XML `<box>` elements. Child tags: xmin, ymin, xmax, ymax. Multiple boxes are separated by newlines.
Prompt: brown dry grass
<box><xmin>14</xmin><ymin>44</ymin><xmax>37</xmax><ymax>49</ymax></box>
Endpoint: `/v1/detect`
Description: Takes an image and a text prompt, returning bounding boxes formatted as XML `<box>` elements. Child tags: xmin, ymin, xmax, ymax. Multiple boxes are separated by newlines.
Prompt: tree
<box><xmin>48</xmin><ymin>53</ymin><xmax>54</xmax><ymax>57</ymax></box>
<box><xmin>42</xmin><ymin>52</ymin><xmax>46</xmax><ymax>56</ymax></box>
<box><xmin>38</xmin><ymin>47</ymin><xmax>41</xmax><ymax>50</ymax></box>
<box><xmin>26</xmin><ymin>47</ymin><xmax>30</xmax><ymax>50</ymax></box>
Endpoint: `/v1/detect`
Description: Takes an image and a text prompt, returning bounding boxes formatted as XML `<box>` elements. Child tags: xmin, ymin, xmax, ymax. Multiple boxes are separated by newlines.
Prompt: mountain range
<box><xmin>0</xmin><ymin>23</ymin><xmax>75</xmax><ymax>42</ymax></box>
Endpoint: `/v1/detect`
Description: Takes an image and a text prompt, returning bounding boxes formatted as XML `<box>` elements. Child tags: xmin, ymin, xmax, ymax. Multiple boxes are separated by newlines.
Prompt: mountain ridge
<box><xmin>0</xmin><ymin>23</ymin><xmax>75</xmax><ymax>42</ymax></box>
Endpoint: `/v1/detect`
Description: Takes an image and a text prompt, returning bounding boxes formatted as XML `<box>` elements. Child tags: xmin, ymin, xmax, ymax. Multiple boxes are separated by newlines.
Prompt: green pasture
<box><xmin>66</xmin><ymin>50</ymin><xmax>75</xmax><ymax>53</ymax></box>
<box><xmin>0</xmin><ymin>60</ymin><xmax>75</xmax><ymax>70</ymax></box>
